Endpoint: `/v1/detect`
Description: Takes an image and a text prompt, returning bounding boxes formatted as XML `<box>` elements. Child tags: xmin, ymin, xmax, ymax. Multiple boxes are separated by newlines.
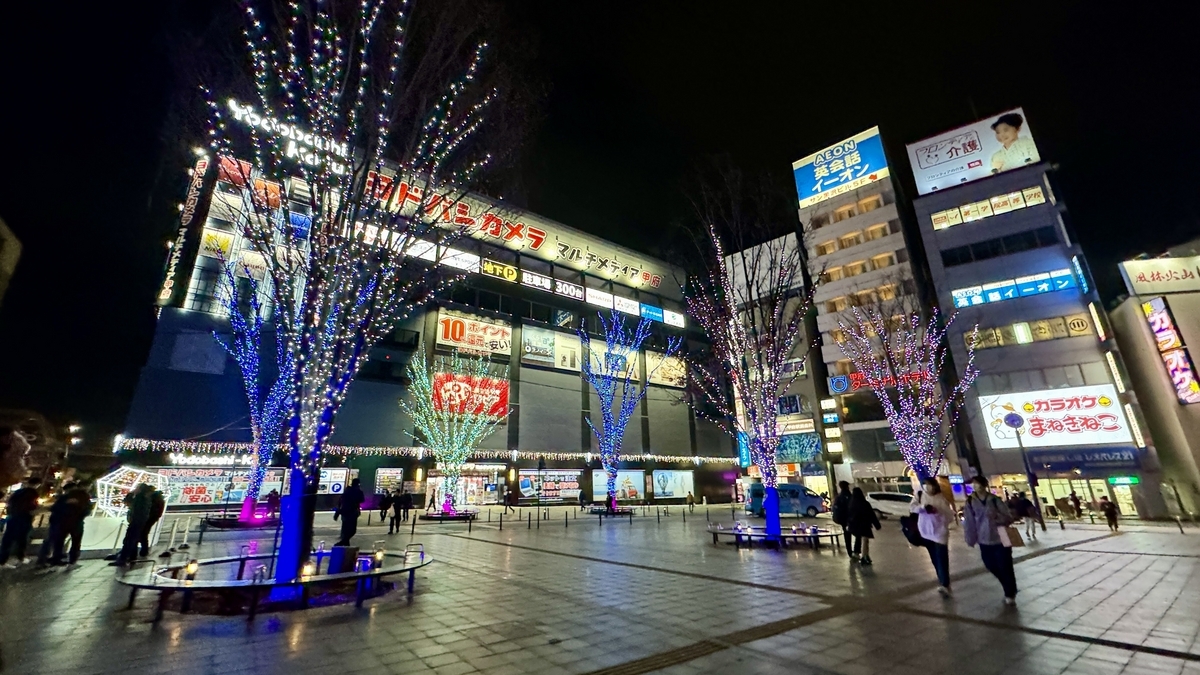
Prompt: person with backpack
<box><xmin>963</xmin><ymin>475</ymin><xmax>1018</xmax><ymax>605</ymax></box>
<box><xmin>831</xmin><ymin>481</ymin><xmax>853</xmax><ymax>552</ymax></box>
<box><xmin>1099</xmin><ymin>496</ymin><xmax>1120</xmax><ymax>531</ymax></box>
<box><xmin>1013</xmin><ymin>491</ymin><xmax>1039</xmax><ymax>540</ymax></box>
<box><xmin>911</xmin><ymin>477</ymin><xmax>956</xmax><ymax>596</ymax></box>
<box><xmin>847</xmin><ymin>487</ymin><xmax>881</xmax><ymax>565</ymax></box>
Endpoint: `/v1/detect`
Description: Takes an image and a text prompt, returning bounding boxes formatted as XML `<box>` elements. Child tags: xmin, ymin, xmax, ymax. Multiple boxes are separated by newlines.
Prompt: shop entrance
<box><xmin>1111</xmin><ymin>484</ymin><xmax>1136</xmax><ymax>516</ymax></box>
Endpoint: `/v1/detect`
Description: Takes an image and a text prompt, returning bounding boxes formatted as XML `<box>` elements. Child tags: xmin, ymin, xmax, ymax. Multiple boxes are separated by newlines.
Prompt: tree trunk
<box><xmin>274</xmin><ymin>466</ymin><xmax>317</xmax><ymax>583</ymax></box>
<box><xmin>606</xmin><ymin>464</ymin><xmax>618</xmax><ymax>511</ymax></box>
<box><xmin>238</xmin><ymin>496</ymin><xmax>258</xmax><ymax>521</ymax></box>
<box><xmin>762</xmin><ymin>485</ymin><xmax>781</xmax><ymax>539</ymax></box>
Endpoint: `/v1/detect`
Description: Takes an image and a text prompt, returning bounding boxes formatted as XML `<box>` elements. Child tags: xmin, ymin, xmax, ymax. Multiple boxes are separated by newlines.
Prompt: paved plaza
<box><xmin>2</xmin><ymin>507</ymin><xmax>1199</xmax><ymax>675</ymax></box>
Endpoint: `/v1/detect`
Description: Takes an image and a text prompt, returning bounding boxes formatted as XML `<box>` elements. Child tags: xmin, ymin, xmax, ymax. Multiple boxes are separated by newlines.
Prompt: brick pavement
<box><xmin>1</xmin><ymin>506</ymin><xmax>1198</xmax><ymax>675</ymax></box>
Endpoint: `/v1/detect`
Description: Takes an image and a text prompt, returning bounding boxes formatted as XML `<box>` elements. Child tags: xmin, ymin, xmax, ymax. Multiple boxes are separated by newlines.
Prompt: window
<box><xmin>857</xmin><ymin>195</ymin><xmax>883</xmax><ymax>213</ymax></box>
<box><xmin>829</xmin><ymin>329</ymin><xmax>847</xmax><ymax>344</ymax></box>
<box><xmin>838</xmin><ymin>232</ymin><xmax>862</xmax><ymax>249</ymax></box>
<box><xmin>854</xmin><ymin>289</ymin><xmax>879</xmax><ymax>306</ymax></box>
<box><xmin>870</xmin><ymin>253</ymin><xmax>895</xmax><ymax>271</ymax></box>
<box><xmin>826</xmin><ymin>296</ymin><xmax>848</xmax><ymax>313</ymax></box>
<box><xmin>833</xmin><ymin>205</ymin><xmax>857</xmax><ymax>223</ymax></box>
<box><xmin>877</xmin><ymin>284</ymin><xmax>898</xmax><ymax>301</ymax></box>
<box><xmin>864</xmin><ymin>223</ymin><xmax>889</xmax><ymax>241</ymax></box>
<box><xmin>930</xmin><ymin>184</ymin><xmax>1047</xmax><ymax>230</ymax></box>
<box><xmin>940</xmin><ymin>226</ymin><xmax>1060</xmax><ymax>268</ymax></box>
<box><xmin>844</xmin><ymin>260</ymin><xmax>867</xmax><ymax>277</ymax></box>
<box><xmin>823</xmin><ymin>266</ymin><xmax>844</xmax><ymax>283</ymax></box>
<box><xmin>817</xmin><ymin>240</ymin><xmax>838</xmax><ymax>256</ymax></box>
<box><xmin>835</xmin><ymin>359</ymin><xmax>854</xmax><ymax>375</ymax></box>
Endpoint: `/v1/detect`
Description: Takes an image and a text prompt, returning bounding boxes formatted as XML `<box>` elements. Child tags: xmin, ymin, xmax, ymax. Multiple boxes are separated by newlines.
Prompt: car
<box><xmin>865</xmin><ymin>491</ymin><xmax>914</xmax><ymax>519</ymax></box>
<box><xmin>746</xmin><ymin>483</ymin><xmax>828</xmax><ymax>518</ymax></box>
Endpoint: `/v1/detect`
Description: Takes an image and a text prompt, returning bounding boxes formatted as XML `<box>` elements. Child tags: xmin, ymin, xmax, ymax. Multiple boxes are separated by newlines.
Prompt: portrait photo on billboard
<box><xmin>906</xmin><ymin>107</ymin><xmax>1042</xmax><ymax>195</ymax></box>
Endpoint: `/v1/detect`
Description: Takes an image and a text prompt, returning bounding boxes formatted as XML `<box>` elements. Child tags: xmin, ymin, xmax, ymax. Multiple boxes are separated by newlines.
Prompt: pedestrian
<box><xmin>1014</xmin><ymin>492</ymin><xmax>1039</xmax><ymax>540</ymax></box>
<box><xmin>1</xmin><ymin>477</ymin><xmax>41</xmax><ymax>567</ymax></box>
<box><xmin>37</xmin><ymin>484</ymin><xmax>70</xmax><ymax>567</ymax></box>
<box><xmin>504</xmin><ymin>489</ymin><xmax>517</xmax><ymax>514</ymax></box>
<box><xmin>334</xmin><ymin>478</ymin><xmax>365</xmax><ymax>546</ymax></box>
<box><xmin>114</xmin><ymin>483</ymin><xmax>154</xmax><ymax>566</ymax></box>
<box><xmin>1099</xmin><ymin>496</ymin><xmax>1120</xmax><ymax>531</ymax></box>
<box><xmin>37</xmin><ymin>481</ymin><xmax>92</xmax><ymax>566</ymax></box>
<box><xmin>912</xmin><ymin>477</ymin><xmax>956</xmax><ymax>596</ymax></box>
<box><xmin>266</xmin><ymin>489</ymin><xmax>281</xmax><ymax>518</ymax></box>
<box><xmin>399</xmin><ymin>490</ymin><xmax>413</xmax><ymax>521</ymax></box>
<box><xmin>579</xmin><ymin>493</ymin><xmax>589</xmax><ymax>512</ymax></box>
<box><xmin>1069</xmin><ymin>490</ymin><xmax>1083</xmax><ymax>519</ymax></box>
<box><xmin>847</xmin><ymin>487</ymin><xmax>881</xmax><ymax>565</ymax></box>
<box><xmin>831</xmin><ymin>481</ymin><xmax>852</xmax><ymax>552</ymax></box>
<box><xmin>61</xmin><ymin>481</ymin><xmax>93</xmax><ymax>566</ymax></box>
<box><xmin>379</xmin><ymin>490</ymin><xmax>394</xmax><ymax>522</ymax></box>
<box><xmin>139</xmin><ymin>487</ymin><xmax>166</xmax><ymax>557</ymax></box>
<box><xmin>963</xmin><ymin>476</ymin><xmax>1019</xmax><ymax>605</ymax></box>
<box><xmin>686</xmin><ymin>491</ymin><xmax>696</xmax><ymax>513</ymax></box>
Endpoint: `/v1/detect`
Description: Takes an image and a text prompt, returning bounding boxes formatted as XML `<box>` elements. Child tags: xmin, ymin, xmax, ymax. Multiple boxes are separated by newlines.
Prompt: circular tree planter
<box><xmin>418</xmin><ymin>510</ymin><xmax>479</xmax><ymax>522</ymax></box>
<box><xmin>203</xmin><ymin>515</ymin><xmax>282</xmax><ymax>530</ymax></box>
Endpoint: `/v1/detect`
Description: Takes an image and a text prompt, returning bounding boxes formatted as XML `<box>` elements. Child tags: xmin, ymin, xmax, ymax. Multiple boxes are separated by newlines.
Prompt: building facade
<box><xmin>907</xmin><ymin>108</ymin><xmax>1164</xmax><ymax>519</ymax></box>
<box><xmin>1111</xmin><ymin>247</ymin><xmax>1200</xmax><ymax>515</ymax></box>
<box><xmin>122</xmin><ymin>152</ymin><xmax>738</xmax><ymax>509</ymax></box>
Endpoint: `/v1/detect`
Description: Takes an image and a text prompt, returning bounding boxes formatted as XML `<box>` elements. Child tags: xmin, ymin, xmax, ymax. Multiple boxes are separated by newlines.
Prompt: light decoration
<box><xmin>203</xmin><ymin>0</ymin><xmax>500</xmax><ymax>580</ymax></box>
<box><xmin>579</xmin><ymin>310</ymin><xmax>682</xmax><ymax>510</ymax></box>
<box><xmin>95</xmin><ymin>467</ymin><xmax>170</xmax><ymax>519</ymax></box>
<box><xmin>118</xmin><ymin>438</ymin><xmax>738</xmax><ymax>465</ymax></box>
<box><xmin>833</xmin><ymin>307</ymin><xmax>980</xmax><ymax>480</ymax></box>
<box><xmin>212</xmin><ymin>254</ymin><xmax>293</xmax><ymax>520</ymax></box>
<box><xmin>684</xmin><ymin>221</ymin><xmax>816</xmax><ymax>539</ymax></box>
<box><xmin>397</xmin><ymin>345</ymin><xmax>510</xmax><ymax>513</ymax></box>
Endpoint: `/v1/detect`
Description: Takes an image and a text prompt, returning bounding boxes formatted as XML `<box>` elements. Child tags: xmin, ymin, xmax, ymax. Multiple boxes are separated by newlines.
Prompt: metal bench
<box><xmin>118</xmin><ymin>545</ymin><xmax>434</xmax><ymax>621</ymax></box>
<box><xmin>708</xmin><ymin>525</ymin><xmax>842</xmax><ymax>551</ymax></box>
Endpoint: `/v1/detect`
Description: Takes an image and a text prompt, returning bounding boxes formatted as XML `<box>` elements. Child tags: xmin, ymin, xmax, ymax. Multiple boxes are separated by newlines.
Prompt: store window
<box><xmin>838</xmin><ymin>232</ymin><xmax>862</xmax><ymax>249</ymax></box>
<box><xmin>833</xmin><ymin>205</ymin><xmax>857</xmax><ymax>223</ymax></box>
<box><xmin>816</xmin><ymin>240</ymin><xmax>838</xmax><ymax>256</ymax></box>
<box><xmin>844</xmin><ymin>260</ymin><xmax>867</xmax><ymax>277</ymax></box>
<box><xmin>877</xmin><ymin>284</ymin><xmax>898</xmax><ymax>301</ymax></box>
<box><xmin>823</xmin><ymin>266</ymin><xmax>844</xmax><ymax>283</ymax></box>
<box><xmin>870</xmin><ymin>253</ymin><xmax>895</xmax><ymax>271</ymax></box>
<box><xmin>864</xmin><ymin>223</ymin><xmax>889</xmax><ymax>241</ymax></box>
<box><xmin>857</xmin><ymin>195</ymin><xmax>883</xmax><ymax>213</ymax></box>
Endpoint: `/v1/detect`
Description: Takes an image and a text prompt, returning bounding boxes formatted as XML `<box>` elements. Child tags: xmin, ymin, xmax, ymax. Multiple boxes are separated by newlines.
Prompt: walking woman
<box><xmin>848</xmin><ymin>487</ymin><xmax>881</xmax><ymax>565</ymax></box>
<box><xmin>963</xmin><ymin>476</ymin><xmax>1019</xmax><ymax>605</ymax></box>
<box><xmin>832</xmin><ymin>481</ymin><xmax>852</xmax><ymax>552</ymax></box>
<box><xmin>912</xmin><ymin>477</ymin><xmax>956</xmax><ymax>596</ymax></box>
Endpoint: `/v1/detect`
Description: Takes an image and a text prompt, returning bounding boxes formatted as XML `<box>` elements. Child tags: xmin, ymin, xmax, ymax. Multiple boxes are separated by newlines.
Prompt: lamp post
<box><xmin>1003</xmin><ymin>412</ymin><xmax>1047</xmax><ymax>532</ymax></box>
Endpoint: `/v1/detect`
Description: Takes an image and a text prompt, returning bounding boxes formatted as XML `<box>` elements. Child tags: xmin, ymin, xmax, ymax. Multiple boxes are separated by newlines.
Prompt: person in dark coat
<box><xmin>265</xmin><ymin>489</ymin><xmax>281</xmax><ymax>518</ymax></box>
<box><xmin>399</xmin><ymin>491</ymin><xmax>413</xmax><ymax>521</ymax></box>
<box><xmin>831</xmin><ymin>481</ymin><xmax>853</xmax><ymax>553</ymax></box>
<box><xmin>139</xmin><ymin>488</ymin><xmax>166</xmax><ymax>557</ymax></box>
<box><xmin>847</xmin><ymin>487</ymin><xmax>881</xmax><ymax>565</ymax></box>
<box><xmin>61</xmin><ymin>481</ymin><xmax>93</xmax><ymax>565</ymax></box>
<box><xmin>37</xmin><ymin>481</ymin><xmax>93</xmax><ymax>566</ymax></box>
<box><xmin>114</xmin><ymin>484</ymin><xmax>155</xmax><ymax>566</ymax></box>
<box><xmin>1099</xmin><ymin>496</ymin><xmax>1120</xmax><ymax>531</ymax></box>
<box><xmin>334</xmin><ymin>478</ymin><xmax>365</xmax><ymax>546</ymax></box>
<box><xmin>378</xmin><ymin>490</ymin><xmax>394</xmax><ymax>522</ymax></box>
<box><xmin>1</xmin><ymin>477</ymin><xmax>41</xmax><ymax>566</ymax></box>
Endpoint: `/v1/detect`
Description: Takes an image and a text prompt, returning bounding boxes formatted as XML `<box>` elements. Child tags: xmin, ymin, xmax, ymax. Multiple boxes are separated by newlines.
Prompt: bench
<box><xmin>588</xmin><ymin>506</ymin><xmax>635</xmax><ymax>516</ymax></box>
<box><xmin>118</xmin><ymin>545</ymin><xmax>434</xmax><ymax>621</ymax></box>
<box><xmin>708</xmin><ymin>525</ymin><xmax>842</xmax><ymax>551</ymax></box>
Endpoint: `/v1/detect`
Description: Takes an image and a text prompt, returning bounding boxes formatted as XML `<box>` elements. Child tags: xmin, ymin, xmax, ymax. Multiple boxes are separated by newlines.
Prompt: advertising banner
<box><xmin>1141</xmin><ymin>296</ymin><xmax>1200</xmax><ymax>404</ymax></box>
<box><xmin>521</xmin><ymin>325</ymin><xmax>582</xmax><ymax>372</ymax></box>
<box><xmin>1026</xmin><ymin>447</ymin><xmax>1140</xmax><ymax>472</ymax></box>
<box><xmin>777</xmin><ymin>433</ymin><xmax>822</xmax><ymax>463</ymax></box>
<box><xmin>591</xmin><ymin>470</ymin><xmax>645</xmax><ymax>501</ymax></box>
<box><xmin>517</xmin><ymin>469</ymin><xmax>583</xmax><ymax>503</ymax></box>
<box><xmin>152</xmin><ymin>467</ymin><xmax>248</xmax><ymax>506</ymax></box>
<box><xmin>978</xmin><ymin>384</ymin><xmax>1133</xmax><ymax>449</ymax></box>
<box><xmin>645</xmin><ymin>351</ymin><xmax>686</xmax><ymax>388</ymax></box>
<box><xmin>1120</xmin><ymin>256</ymin><xmax>1200</xmax><ymax>296</ymax></box>
<box><xmin>906</xmin><ymin>107</ymin><xmax>1042</xmax><ymax>195</ymax></box>
<box><xmin>375</xmin><ymin>468</ymin><xmax>405</xmax><ymax>494</ymax></box>
<box><xmin>431</xmin><ymin>373</ymin><xmax>510</xmax><ymax>417</ymax></box>
<box><xmin>317</xmin><ymin>468</ymin><xmax>349</xmax><ymax>495</ymax></box>
<box><xmin>435</xmin><ymin>308</ymin><xmax>512</xmax><ymax>356</ymax></box>
<box><xmin>651</xmin><ymin>470</ymin><xmax>694</xmax><ymax>499</ymax></box>
<box><xmin>588</xmin><ymin>346</ymin><xmax>640</xmax><ymax>382</ymax></box>
<box><xmin>792</xmin><ymin>127</ymin><xmax>890</xmax><ymax>209</ymax></box>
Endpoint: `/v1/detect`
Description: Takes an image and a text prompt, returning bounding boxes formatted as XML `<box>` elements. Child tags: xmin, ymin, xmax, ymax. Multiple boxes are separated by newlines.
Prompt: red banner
<box><xmin>431</xmin><ymin>373</ymin><xmax>509</xmax><ymax>417</ymax></box>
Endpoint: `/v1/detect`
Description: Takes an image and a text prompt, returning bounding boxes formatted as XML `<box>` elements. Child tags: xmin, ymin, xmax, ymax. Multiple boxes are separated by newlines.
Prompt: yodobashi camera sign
<box><xmin>792</xmin><ymin>126</ymin><xmax>890</xmax><ymax>209</ymax></box>
<box><xmin>906</xmin><ymin>107</ymin><xmax>1042</xmax><ymax>195</ymax></box>
<box><xmin>226</xmin><ymin>99</ymin><xmax>350</xmax><ymax>174</ymax></box>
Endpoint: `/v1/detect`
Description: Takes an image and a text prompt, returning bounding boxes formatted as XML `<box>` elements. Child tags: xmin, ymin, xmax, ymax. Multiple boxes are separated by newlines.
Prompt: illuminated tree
<box><xmin>580</xmin><ymin>310</ymin><xmax>683</xmax><ymax>510</ymax></box>
<box><xmin>397</xmin><ymin>345</ymin><xmax>510</xmax><ymax>514</ymax></box>
<box><xmin>206</xmin><ymin>1</ymin><xmax>505</xmax><ymax>579</ymax></box>
<box><xmin>833</xmin><ymin>307</ymin><xmax>979</xmax><ymax>479</ymax></box>
<box><xmin>212</xmin><ymin>259</ymin><xmax>292</xmax><ymax>521</ymax></box>
<box><xmin>682</xmin><ymin>167</ymin><xmax>817</xmax><ymax>538</ymax></box>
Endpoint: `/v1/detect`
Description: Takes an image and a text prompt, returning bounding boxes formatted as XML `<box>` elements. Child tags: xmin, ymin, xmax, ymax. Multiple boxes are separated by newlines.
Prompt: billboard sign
<box><xmin>792</xmin><ymin>127</ymin><xmax>890</xmax><ymax>209</ymax></box>
<box><xmin>431</xmin><ymin>373</ymin><xmax>509</xmax><ymax>417</ymax></box>
<box><xmin>978</xmin><ymin>384</ymin><xmax>1133</xmax><ymax>449</ymax></box>
<box><xmin>591</xmin><ymin>470</ymin><xmax>645</xmax><ymax>501</ymax></box>
<box><xmin>1141</xmin><ymin>296</ymin><xmax>1200</xmax><ymax>404</ymax></box>
<box><xmin>435</xmin><ymin>308</ymin><xmax>512</xmax><ymax>356</ymax></box>
<box><xmin>152</xmin><ymin>467</ymin><xmax>247</xmax><ymax>506</ymax></box>
<box><xmin>907</xmin><ymin>107</ymin><xmax>1042</xmax><ymax>195</ymax></box>
<box><xmin>517</xmin><ymin>469</ymin><xmax>582</xmax><ymax>503</ymax></box>
<box><xmin>375</xmin><ymin>468</ymin><xmax>405</xmax><ymax>493</ymax></box>
<box><xmin>651</xmin><ymin>470</ymin><xmax>695</xmax><ymax>499</ymax></box>
<box><xmin>1119</xmin><ymin>256</ymin><xmax>1200</xmax><ymax>296</ymax></box>
<box><xmin>520</xmin><ymin>325</ymin><xmax>581</xmax><ymax>372</ymax></box>
<box><xmin>645</xmin><ymin>350</ymin><xmax>686</xmax><ymax>388</ymax></box>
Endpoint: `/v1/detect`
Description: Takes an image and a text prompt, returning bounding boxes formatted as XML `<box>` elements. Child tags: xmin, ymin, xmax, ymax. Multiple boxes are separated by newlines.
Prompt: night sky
<box><xmin>1</xmin><ymin>2</ymin><xmax>1195</xmax><ymax>436</ymax></box>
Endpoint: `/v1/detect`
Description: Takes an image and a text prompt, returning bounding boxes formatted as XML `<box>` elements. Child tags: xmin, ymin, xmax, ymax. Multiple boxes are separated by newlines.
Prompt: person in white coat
<box><xmin>911</xmin><ymin>477</ymin><xmax>957</xmax><ymax>596</ymax></box>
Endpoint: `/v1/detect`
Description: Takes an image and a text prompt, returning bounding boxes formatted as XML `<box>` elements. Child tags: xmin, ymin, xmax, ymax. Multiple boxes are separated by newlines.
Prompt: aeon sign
<box><xmin>227</xmin><ymin>99</ymin><xmax>349</xmax><ymax>174</ymax></box>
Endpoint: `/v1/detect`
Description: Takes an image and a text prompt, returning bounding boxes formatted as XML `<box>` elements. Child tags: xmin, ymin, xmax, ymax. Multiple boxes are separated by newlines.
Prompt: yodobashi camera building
<box><xmin>908</xmin><ymin>107</ymin><xmax>1163</xmax><ymax>519</ymax></box>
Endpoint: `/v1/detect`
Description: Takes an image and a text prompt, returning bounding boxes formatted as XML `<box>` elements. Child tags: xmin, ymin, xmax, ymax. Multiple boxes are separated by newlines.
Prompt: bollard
<box><xmin>706</xmin><ymin>508</ymin><xmax>710</xmax><ymax>523</ymax></box>
<box><xmin>1177</xmin><ymin>516</ymin><xmax>1186</xmax><ymax>534</ymax></box>
<box><xmin>161</xmin><ymin>520</ymin><xmax>180</xmax><ymax>557</ymax></box>
<box><xmin>599</xmin><ymin>513</ymin><xmax>602</xmax><ymax>528</ymax></box>
<box><xmin>1089</xmin><ymin>512</ymin><xmax>1095</xmax><ymax>525</ymax></box>
<box><xmin>488</xmin><ymin>510</ymin><xmax>491</xmax><ymax>523</ymax></box>
<box><xmin>238</xmin><ymin>545</ymin><xmax>250</xmax><ymax>580</ymax></box>
<box><xmin>197</xmin><ymin>520</ymin><xmax>208</xmax><ymax>546</ymax></box>
<box><xmin>1058</xmin><ymin>516</ymin><xmax>1065</xmax><ymax>530</ymax></box>
<box><xmin>683</xmin><ymin>509</ymin><xmax>686</xmax><ymax>524</ymax></box>
<box><xmin>536</xmin><ymin>511</ymin><xmax>540</xmax><ymax>529</ymax></box>
<box><xmin>657</xmin><ymin>509</ymin><xmax>661</xmax><ymax>524</ymax></box>
<box><xmin>469</xmin><ymin>517</ymin><xmax>473</xmax><ymax>533</ymax></box>
<box><xmin>528</xmin><ymin>513</ymin><xmax>532</xmax><ymax>529</ymax></box>
<box><xmin>565</xmin><ymin>512</ymin><xmax>569</xmax><ymax>528</ymax></box>
<box><xmin>499</xmin><ymin>513</ymin><xmax>503</xmax><ymax>531</ymax></box>
<box><xmin>629</xmin><ymin>511</ymin><xmax>633</xmax><ymax>526</ymax></box>
<box><xmin>178</xmin><ymin>517</ymin><xmax>192</xmax><ymax>550</ymax></box>
<box><xmin>410</xmin><ymin>515</ymin><xmax>417</xmax><ymax>535</ymax></box>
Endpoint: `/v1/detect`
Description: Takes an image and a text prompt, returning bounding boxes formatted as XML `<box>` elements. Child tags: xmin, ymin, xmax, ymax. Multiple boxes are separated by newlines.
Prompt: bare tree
<box><xmin>682</xmin><ymin>165</ymin><xmax>819</xmax><ymax>538</ymax></box>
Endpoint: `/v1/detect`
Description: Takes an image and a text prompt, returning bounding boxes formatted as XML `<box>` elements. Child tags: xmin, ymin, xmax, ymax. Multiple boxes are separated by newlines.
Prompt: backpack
<box><xmin>899</xmin><ymin>513</ymin><xmax>927</xmax><ymax>547</ymax></box>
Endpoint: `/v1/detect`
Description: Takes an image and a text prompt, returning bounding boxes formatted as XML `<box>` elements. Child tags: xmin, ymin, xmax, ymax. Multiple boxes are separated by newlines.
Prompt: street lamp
<box><xmin>68</xmin><ymin>424</ymin><xmax>82</xmax><ymax>434</ymax></box>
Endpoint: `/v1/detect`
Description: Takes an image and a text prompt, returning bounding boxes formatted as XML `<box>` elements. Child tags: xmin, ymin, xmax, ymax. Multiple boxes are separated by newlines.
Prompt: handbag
<box><xmin>899</xmin><ymin>513</ymin><xmax>927</xmax><ymax>547</ymax></box>
<box><xmin>997</xmin><ymin>525</ymin><xmax>1025</xmax><ymax>548</ymax></box>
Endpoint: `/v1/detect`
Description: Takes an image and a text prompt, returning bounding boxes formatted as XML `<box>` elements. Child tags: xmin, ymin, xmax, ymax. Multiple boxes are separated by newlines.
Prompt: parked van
<box><xmin>747</xmin><ymin>483</ymin><xmax>828</xmax><ymax>518</ymax></box>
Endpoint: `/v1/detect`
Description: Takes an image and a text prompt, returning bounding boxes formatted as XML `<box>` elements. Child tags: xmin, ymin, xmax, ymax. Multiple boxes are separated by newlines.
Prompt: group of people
<box><xmin>113</xmin><ymin>483</ymin><xmax>166</xmax><ymax>566</ymax></box>
<box><xmin>1</xmin><ymin>477</ymin><xmax>97</xmax><ymax>568</ymax></box>
<box><xmin>832</xmin><ymin>475</ymin><xmax>1024</xmax><ymax>605</ymax></box>
<box><xmin>378</xmin><ymin>489</ymin><xmax>414</xmax><ymax>534</ymax></box>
